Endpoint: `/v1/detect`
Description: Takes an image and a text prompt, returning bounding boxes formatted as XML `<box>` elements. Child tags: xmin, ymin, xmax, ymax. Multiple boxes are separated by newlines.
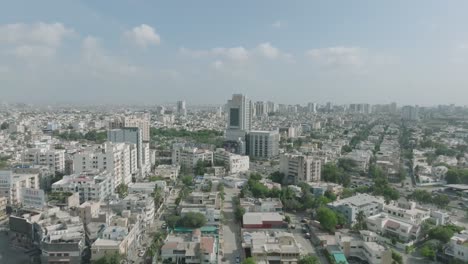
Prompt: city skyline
<box><xmin>2</xmin><ymin>1</ymin><xmax>468</xmax><ymax>105</ymax></box>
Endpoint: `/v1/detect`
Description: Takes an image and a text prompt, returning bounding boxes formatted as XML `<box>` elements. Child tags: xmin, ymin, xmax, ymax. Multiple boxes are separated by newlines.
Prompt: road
<box><xmin>221</xmin><ymin>186</ymin><xmax>242</xmax><ymax>263</ymax></box>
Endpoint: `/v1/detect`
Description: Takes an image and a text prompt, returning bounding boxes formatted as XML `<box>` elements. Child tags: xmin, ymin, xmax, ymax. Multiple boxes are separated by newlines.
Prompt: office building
<box><xmin>176</xmin><ymin>100</ymin><xmax>187</xmax><ymax>116</ymax></box>
<box><xmin>280</xmin><ymin>153</ymin><xmax>321</xmax><ymax>184</ymax></box>
<box><xmin>307</xmin><ymin>102</ymin><xmax>317</xmax><ymax>113</ymax></box>
<box><xmin>246</xmin><ymin>130</ymin><xmax>280</xmax><ymax>159</ymax></box>
<box><xmin>109</xmin><ymin>114</ymin><xmax>151</xmax><ymax>142</ymax></box>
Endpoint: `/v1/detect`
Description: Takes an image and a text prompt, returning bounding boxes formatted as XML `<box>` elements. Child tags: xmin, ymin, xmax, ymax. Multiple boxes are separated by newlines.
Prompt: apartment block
<box><xmin>328</xmin><ymin>194</ymin><xmax>384</xmax><ymax>224</ymax></box>
<box><xmin>23</xmin><ymin>148</ymin><xmax>65</xmax><ymax>173</ymax></box>
<box><xmin>213</xmin><ymin>148</ymin><xmax>249</xmax><ymax>174</ymax></box>
<box><xmin>280</xmin><ymin>153</ymin><xmax>321</xmax><ymax>184</ymax></box>
<box><xmin>0</xmin><ymin>170</ymin><xmax>39</xmax><ymax>205</ymax></box>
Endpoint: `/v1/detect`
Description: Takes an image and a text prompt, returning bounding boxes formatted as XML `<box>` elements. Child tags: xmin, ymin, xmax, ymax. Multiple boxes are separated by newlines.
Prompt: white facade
<box><xmin>0</xmin><ymin>170</ymin><xmax>39</xmax><ymax>205</ymax></box>
<box><xmin>23</xmin><ymin>148</ymin><xmax>65</xmax><ymax>172</ymax></box>
<box><xmin>213</xmin><ymin>148</ymin><xmax>249</xmax><ymax>174</ymax></box>
<box><xmin>108</xmin><ymin>128</ymin><xmax>149</xmax><ymax>177</ymax></box>
<box><xmin>446</xmin><ymin>232</ymin><xmax>468</xmax><ymax>262</ymax></box>
<box><xmin>72</xmin><ymin>142</ymin><xmax>134</xmax><ymax>186</ymax></box>
<box><xmin>51</xmin><ymin>171</ymin><xmax>115</xmax><ymax>203</ymax></box>
<box><xmin>280</xmin><ymin>153</ymin><xmax>321</xmax><ymax>184</ymax></box>
<box><xmin>334</xmin><ymin>230</ymin><xmax>392</xmax><ymax>264</ymax></box>
<box><xmin>172</xmin><ymin>144</ymin><xmax>213</xmax><ymax>172</ymax></box>
<box><xmin>328</xmin><ymin>194</ymin><xmax>385</xmax><ymax>224</ymax></box>
<box><xmin>177</xmin><ymin>100</ymin><xmax>187</xmax><ymax>116</ymax></box>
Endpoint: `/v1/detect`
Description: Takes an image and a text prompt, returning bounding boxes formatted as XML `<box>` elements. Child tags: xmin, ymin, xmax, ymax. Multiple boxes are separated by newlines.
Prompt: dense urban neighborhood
<box><xmin>2</xmin><ymin>96</ymin><xmax>468</xmax><ymax>264</ymax></box>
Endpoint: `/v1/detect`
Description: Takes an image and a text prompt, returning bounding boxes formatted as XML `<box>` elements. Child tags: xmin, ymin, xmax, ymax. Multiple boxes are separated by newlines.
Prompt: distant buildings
<box><xmin>349</xmin><ymin>103</ymin><xmax>372</xmax><ymax>114</ymax></box>
<box><xmin>177</xmin><ymin>100</ymin><xmax>187</xmax><ymax>116</ymax></box>
<box><xmin>401</xmin><ymin>105</ymin><xmax>419</xmax><ymax>121</ymax></box>
<box><xmin>280</xmin><ymin>153</ymin><xmax>321</xmax><ymax>184</ymax></box>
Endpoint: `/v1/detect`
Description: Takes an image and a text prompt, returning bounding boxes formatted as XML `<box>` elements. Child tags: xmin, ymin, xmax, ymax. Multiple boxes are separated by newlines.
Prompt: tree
<box><xmin>115</xmin><ymin>184</ymin><xmax>128</xmax><ymax>198</ymax></box>
<box><xmin>284</xmin><ymin>215</ymin><xmax>291</xmax><ymax>223</ymax></box>
<box><xmin>298</xmin><ymin>255</ymin><xmax>319</xmax><ymax>264</ymax></box>
<box><xmin>432</xmin><ymin>194</ymin><xmax>450</xmax><ymax>208</ymax></box>
<box><xmin>194</xmin><ymin>160</ymin><xmax>208</xmax><ymax>175</ymax></box>
<box><xmin>242</xmin><ymin>258</ymin><xmax>256</xmax><ymax>264</ymax></box>
<box><xmin>341</xmin><ymin>145</ymin><xmax>352</xmax><ymax>154</ymax></box>
<box><xmin>166</xmin><ymin>215</ymin><xmax>181</xmax><ymax>229</ymax></box>
<box><xmin>0</xmin><ymin>122</ymin><xmax>8</xmax><ymax>130</ymax></box>
<box><xmin>316</xmin><ymin>206</ymin><xmax>338</xmax><ymax>232</ymax></box>
<box><xmin>250</xmin><ymin>173</ymin><xmax>262</xmax><ymax>181</ymax></box>
<box><xmin>324</xmin><ymin>190</ymin><xmax>337</xmax><ymax>201</ymax></box>
<box><xmin>354</xmin><ymin>211</ymin><xmax>367</xmax><ymax>231</ymax></box>
<box><xmin>176</xmin><ymin>212</ymin><xmax>207</xmax><ymax>228</ymax></box>
<box><xmin>182</xmin><ymin>175</ymin><xmax>193</xmax><ymax>186</ymax></box>
<box><xmin>92</xmin><ymin>253</ymin><xmax>122</xmax><ymax>264</ymax></box>
<box><xmin>269</xmin><ymin>171</ymin><xmax>285</xmax><ymax>184</ymax></box>
<box><xmin>428</xmin><ymin>225</ymin><xmax>455</xmax><ymax>243</ymax></box>
<box><xmin>392</xmin><ymin>251</ymin><xmax>403</xmax><ymax>264</ymax></box>
<box><xmin>420</xmin><ymin>244</ymin><xmax>436</xmax><ymax>260</ymax></box>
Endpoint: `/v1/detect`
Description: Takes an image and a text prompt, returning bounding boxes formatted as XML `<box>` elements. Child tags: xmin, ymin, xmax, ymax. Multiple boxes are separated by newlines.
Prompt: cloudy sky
<box><xmin>1</xmin><ymin>0</ymin><xmax>468</xmax><ymax>105</ymax></box>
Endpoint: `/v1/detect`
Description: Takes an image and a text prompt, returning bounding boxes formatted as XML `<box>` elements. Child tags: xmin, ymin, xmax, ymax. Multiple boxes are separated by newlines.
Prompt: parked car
<box><xmin>305</xmin><ymin>233</ymin><xmax>311</xmax><ymax>239</ymax></box>
<box><xmin>236</xmin><ymin>256</ymin><xmax>240</xmax><ymax>263</ymax></box>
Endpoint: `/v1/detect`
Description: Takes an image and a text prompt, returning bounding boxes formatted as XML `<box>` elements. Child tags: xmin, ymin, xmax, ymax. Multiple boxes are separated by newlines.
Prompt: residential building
<box><xmin>242</xmin><ymin>231</ymin><xmax>301</xmax><ymax>264</ymax></box>
<box><xmin>242</xmin><ymin>212</ymin><xmax>285</xmax><ymax>229</ymax></box>
<box><xmin>246</xmin><ymin>130</ymin><xmax>280</xmax><ymax>159</ymax></box>
<box><xmin>0</xmin><ymin>196</ymin><xmax>7</xmax><ymax>221</ymax></box>
<box><xmin>445</xmin><ymin>231</ymin><xmax>468</xmax><ymax>262</ymax></box>
<box><xmin>23</xmin><ymin>148</ymin><xmax>65</xmax><ymax>173</ymax></box>
<box><xmin>128</xmin><ymin>181</ymin><xmax>166</xmax><ymax>195</ymax></box>
<box><xmin>39</xmin><ymin>208</ymin><xmax>86</xmax><ymax>264</ymax></box>
<box><xmin>0</xmin><ymin>170</ymin><xmax>39</xmax><ymax>205</ymax></box>
<box><xmin>332</xmin><ymin>230</ymin><xmax>392</xmax><ymax>264</ymax></box>
<box><xmin>213</xmin><ymin>148</ymin><xmax>249</xmax><ymax>174</ymax></box>
<box><xmin>51</xmin><ymin>171</ymin><xmax>115</xmax><ymax>203</ymax></box>
<box><xmin>119</xmin><ymin>194</ymin><xmax>155</xmax><ymax>226</ymax></box>
<box><xmin>172</xmin><ymin>144</ymin><xmax>213</xmax><ymax>173</ymax></box>
<box><xmin>240</xmin><ymin>198</ymin><xmax>283</xmax><ymax>213</ymax></box>
<box><xmin>328</xmin><ymin>194</ymin><xmax>385</xmax><ymax>224</ymax></box>
<box><xmin>161</xmin><ymin>229</ymin><xmax>217</xmax><ymax>264</ymax></box>
<box><xmin>280</xmin><ymin>153</ymin><xmax>321</xmax><ymax>184</ymax></box>
<box><xmin>344</xmin><ymin>150</ymin><xmax>373</xmax><ymax>172</ymax></box>
<box><xmin>72</xmin><ymin>142</ymin><xmax>135</xmax><ymax>186</ymax></box>
<box><xmin>109</xmin><ymin>114</ymin><xmax>151</xmax><ymax>142</ymax></box>
<box><xmin>108</xmin><ymin>127</ymin><xmax>150</xmax><ymax>177</ymax></box>
<box><xmin>154</xmin><ymin>164</ymin><xmax>180</xmax><ymax>181</ymax></box>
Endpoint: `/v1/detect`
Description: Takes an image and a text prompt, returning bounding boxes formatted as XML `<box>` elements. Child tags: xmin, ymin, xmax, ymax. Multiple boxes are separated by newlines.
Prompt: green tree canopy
<box><xmin>316</xmin><ymin>206</ymin><xmax>338</xmax><ymax>232</ymax></box>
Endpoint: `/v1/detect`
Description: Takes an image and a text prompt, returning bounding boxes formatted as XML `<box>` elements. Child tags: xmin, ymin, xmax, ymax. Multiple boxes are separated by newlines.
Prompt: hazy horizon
<box><xmin>1</xmin><ymin>1</ymin><xmax>468</xmax><ymax>105</ymax></box>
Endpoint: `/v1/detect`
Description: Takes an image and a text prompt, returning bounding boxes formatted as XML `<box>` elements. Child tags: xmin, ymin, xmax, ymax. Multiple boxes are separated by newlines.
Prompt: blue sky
<box><xmin>1</xmin><ymin>0</ymin><xmax>468</xmax><ymax>105</ymax></box>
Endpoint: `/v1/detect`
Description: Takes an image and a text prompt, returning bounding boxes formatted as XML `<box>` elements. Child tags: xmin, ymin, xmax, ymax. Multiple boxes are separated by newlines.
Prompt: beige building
<box><xmin>280</xmin><ymin>153</ymin><xmax>321</xmax><ymax>184</ymax></box>
<box><xmin>0</xmin><ymin>170</ymin><xmax>39</xmax><ymax>205</ymax></box>
<box><xmin>242</xmin><ymin>231</ymin><xmax>301</xmax><ymax>264</ymax></box>
<box><xmin>0</xmin><ymin>197</ymin><xmax>7</xmax><ymax>221</ymax></box>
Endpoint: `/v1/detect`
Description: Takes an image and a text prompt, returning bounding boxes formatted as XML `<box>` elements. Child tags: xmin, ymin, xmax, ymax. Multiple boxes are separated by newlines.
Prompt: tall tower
<box><xmin>176</xmin><ymin>100</ymin><xmax>187</xmax><ymax>116</ymax></box>
<box><xmin>226</xmin><ymin>94</ymin><xmax>252</xmax><ymax>131</ymax></box>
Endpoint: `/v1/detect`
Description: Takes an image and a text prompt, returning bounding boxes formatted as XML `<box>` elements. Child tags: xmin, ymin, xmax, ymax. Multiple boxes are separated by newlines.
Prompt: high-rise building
<box><xmin>246</xmin><ymin>130</ymin><xmax>280</xmax><ymax>159</ymax></box>
<box><xmin>279</xmin><ymin>153</ymin><xmax>321</xmax><ymax>184</ymax></box>
<box><xmin>307</xmin><ymin>102</ymin><xmax>317</xmax><ymax>113</ymax></box>
<box><xmin>401</xmin><ymin>105</ymin><xmax>419</xmax><ymax>121</ymax></box>
<box><xmin>226</xmin><ymin>94</ymin><xmax>253</xmax><ymax>132</ymax></box>
<box><xmin>177</xmin><ymin>100</ymin><xmax>187</xmax><ymax>116</ymax></box>
<box><xmin>109</xmin><ymin>114</ymin><xmax>150</xmax><ymax>142</ymax></box>
<box><xmin>254</xmin><ymin>101</ymin><xmax>268</xmax><ymax>117</ymax></box>
<box><xmin>108</xmin><ymin>128</ymin><xmax>150</xmax><ymax>177</ymax></box>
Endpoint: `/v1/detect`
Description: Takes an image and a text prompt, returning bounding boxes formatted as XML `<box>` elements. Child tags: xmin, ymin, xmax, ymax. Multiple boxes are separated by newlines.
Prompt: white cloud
<box><xmin>12</xmin><ymin>45</ymin><xmax>55</xmax><ymax>58</ymax></box>
<box><xmin>0</xmin><ymin>22</ymin><xmax>74</xmax><ymax>47</ymax></box>
<box><xmin>256</xmin><ymin>42</ymin><xmax>279</xmax><ymax>59</ymax></box>
<box><xmin>81</xmin><ymin>36</ymin><xmax>140</xmax><ymax>76</ymax></box>
<box><xmin>272</xmin><ymin>20</ymin><xmax>283</xmax><ymax>28</ymax></box>
<box><xmin>306</xmin><ymin>46</ymin><xmax>364</xmax><ymax>68</ymax></box>
<box><xmin>124</xmin><ymin>24</ymin><xmax>160</xmax><ymax>48</ymax></box>
<box><xmin>212</xmin><ymin>60</ymin><xmax>223</xmax><ymax>70</ymax></box>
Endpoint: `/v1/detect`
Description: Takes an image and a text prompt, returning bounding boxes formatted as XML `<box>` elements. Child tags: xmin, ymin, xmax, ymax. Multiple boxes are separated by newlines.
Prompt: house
<box><xmin>161</xmin><ymin>229</ymin><xmax>217</xmax><ymax>264</ymax></box>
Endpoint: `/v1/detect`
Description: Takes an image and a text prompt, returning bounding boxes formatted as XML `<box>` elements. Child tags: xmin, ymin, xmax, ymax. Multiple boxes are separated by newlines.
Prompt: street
<box><xmin>221</xmin><ymin>186</ymin><xmax>242</xmax><ymax>263</ymax></box>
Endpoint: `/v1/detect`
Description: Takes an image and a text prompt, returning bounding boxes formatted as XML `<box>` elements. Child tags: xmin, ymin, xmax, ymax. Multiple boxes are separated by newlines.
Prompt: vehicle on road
<box><xmin>236</xmin><ymin>256</ymin><xmax>240</xmax><ymax>263</ymax></box>
<box><xmin>304</xmin><ymin>233</ymin><xmax>311</xmax><ymax>239</ymax></box>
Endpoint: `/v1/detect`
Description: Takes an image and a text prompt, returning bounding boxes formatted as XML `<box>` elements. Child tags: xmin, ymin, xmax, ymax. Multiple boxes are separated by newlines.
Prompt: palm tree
<box><xmin>354</xmin><ymin>211</ymin><xmax>367</xmax><ymax>230</ymax></box>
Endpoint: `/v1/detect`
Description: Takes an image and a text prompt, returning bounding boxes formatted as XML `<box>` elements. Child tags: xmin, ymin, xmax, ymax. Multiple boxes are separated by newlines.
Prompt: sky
<box><xmin>1</xmin><ymin>0</ymin><xmax>468</xmax><ymax>106</ymax></box>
